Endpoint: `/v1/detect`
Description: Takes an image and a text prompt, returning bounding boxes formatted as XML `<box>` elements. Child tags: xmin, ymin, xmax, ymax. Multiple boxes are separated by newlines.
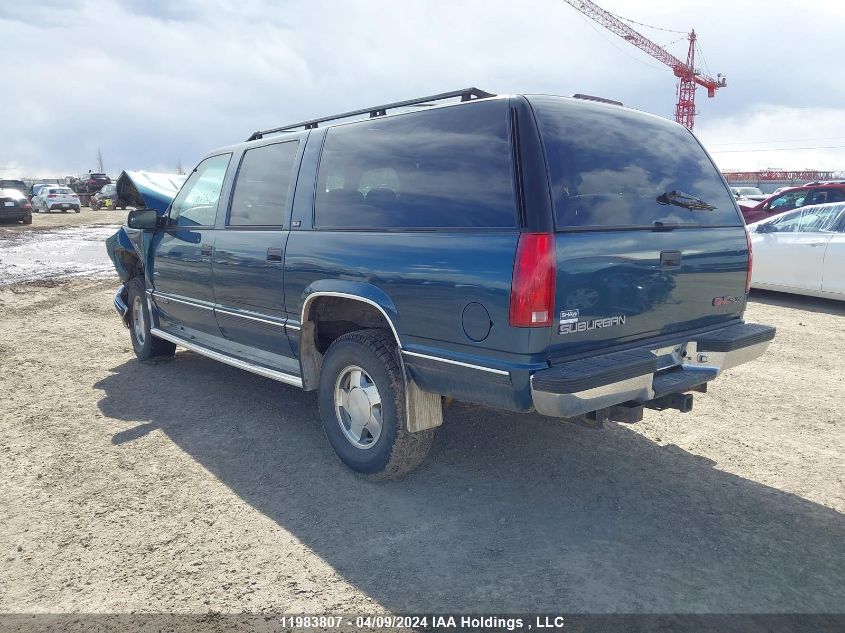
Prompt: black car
<box><xmin>0</xmin><ymin>188</ymin><xmax>33</xmax><ymax>224</ymax></box>
<box><xmin>0</xmin><ymin>179</ymin><xmax>29</xmax><ymax>198</ymax></box>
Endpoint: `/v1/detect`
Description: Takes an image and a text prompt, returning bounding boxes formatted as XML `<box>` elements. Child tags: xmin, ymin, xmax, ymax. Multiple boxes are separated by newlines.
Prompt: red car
<box><xmin>739</xmin><ymin>183</ymin><xmax>845</xmax><ymax>224</ymax></box>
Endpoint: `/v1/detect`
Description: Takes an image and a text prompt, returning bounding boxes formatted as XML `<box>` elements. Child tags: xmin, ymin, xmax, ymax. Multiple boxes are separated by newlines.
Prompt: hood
<box><xmin>115</xmin><ymin>170</ymin><xmax>187</xmax><ymax>214</ymax></box>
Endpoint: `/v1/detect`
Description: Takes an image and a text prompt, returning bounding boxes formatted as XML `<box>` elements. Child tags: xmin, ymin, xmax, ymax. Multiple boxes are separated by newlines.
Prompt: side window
<box><xmin>767</xmin><ymin>190</ymin><xmax>807</xmax><ymax>212</ymax></box>
<box><xmin>796</xmin><ymin>206</ymin><xmax>845</xmax><ymax>233</ymax></box>
<box><xmin>769</xmin><ymin>209</ymin><xmax>803</xmax><ymax>232</ymax></box>
<box><xmin>169</xmin><ymin>154</ymin><xmax>231</xmax><ymax>227</ymax></box>
<box><xmin>314</xmin><ymin>100</ymin><xmax>515</xmax><ymax>229</ymax></box>
<box><xmin>228</xmin><ymin>141</ymin><xmax>299</xmax><ymax>227</ymax></box>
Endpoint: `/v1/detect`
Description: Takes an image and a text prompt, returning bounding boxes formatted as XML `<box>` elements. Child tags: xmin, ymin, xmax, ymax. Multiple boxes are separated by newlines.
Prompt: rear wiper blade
<box><xmin>656</xmin><ymin>190</ymin><xmax>717</xmax><ymax>211</ymax></box>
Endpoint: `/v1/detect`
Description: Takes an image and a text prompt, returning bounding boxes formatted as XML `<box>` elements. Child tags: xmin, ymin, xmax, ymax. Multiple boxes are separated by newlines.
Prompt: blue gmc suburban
<box><xmin>107</xmin><ymin>88</ymin><xmax>775</xmax><ymax>479</ymax></box>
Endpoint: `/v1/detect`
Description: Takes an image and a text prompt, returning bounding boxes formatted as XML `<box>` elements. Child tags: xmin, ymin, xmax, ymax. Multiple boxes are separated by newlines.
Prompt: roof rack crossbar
<box><xmin>247</xmin><ymin>87</ymin><xmax>495</xmax><ymax>141</ymax></box>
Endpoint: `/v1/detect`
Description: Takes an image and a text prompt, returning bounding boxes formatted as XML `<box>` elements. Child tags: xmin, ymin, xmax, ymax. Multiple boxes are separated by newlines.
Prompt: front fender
<box><xmin>105</xmin><ymin>226</ymin><xmax>159</xmax><ymax>284</ymax></box>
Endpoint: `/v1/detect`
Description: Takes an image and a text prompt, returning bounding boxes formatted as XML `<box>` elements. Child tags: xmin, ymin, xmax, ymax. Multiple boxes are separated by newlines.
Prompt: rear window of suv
<box><xmin>314</xmin><ymin>99</ymin><xmax>516</xmax><ymax>230</ymax></box>
<box><xmin>529</xmin><ymin>96</ymin><xmax>741</xmax><ymax>229</ymax></box>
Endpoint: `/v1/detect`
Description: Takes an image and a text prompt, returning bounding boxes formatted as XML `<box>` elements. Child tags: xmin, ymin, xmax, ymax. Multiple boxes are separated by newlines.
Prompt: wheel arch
<box><xmin>298</xmin><ymin>283</ymin><xmax>403</xmax><ymax>391</ymax></box>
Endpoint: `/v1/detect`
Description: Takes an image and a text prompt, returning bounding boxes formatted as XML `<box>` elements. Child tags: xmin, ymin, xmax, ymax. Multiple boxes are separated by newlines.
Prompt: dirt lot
<box><xmin>0</xmin><ymin>220</ymin><xmax>843</xmax><ymax>616</ymax></box>
<box><xmin>0</xmin><ymin>207</ymin><xmax>124</xmax><ymax>235</ymax></box>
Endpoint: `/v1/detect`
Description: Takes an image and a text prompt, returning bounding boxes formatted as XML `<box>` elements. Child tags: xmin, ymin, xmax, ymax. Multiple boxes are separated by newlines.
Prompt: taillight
<box><xmin>47</xmin><ymin>194</ymin><xmax>57</xmax><ymax>198</ymax></box>
<box><xmin>745</xmin><ymin>228</ymin><xmax>753</xmax><ymax>293</ymax></box>
<box><xmin>22</xmin><ymin>202</ymin><xmax>31</xmax><ymax>209</ymax></box>
<box><xmin>509</xmin><ymin>233</ymin><xmax>556</xmax><ymax>327</ymax></box>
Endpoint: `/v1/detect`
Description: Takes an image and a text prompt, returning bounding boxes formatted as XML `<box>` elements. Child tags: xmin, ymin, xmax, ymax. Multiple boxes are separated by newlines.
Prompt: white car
<box><xmin>747</xmin><ymin>201</ymin><xmax>845</xmax><ymax>300</ymax></box>
<box><xmin>730</xmin><ymin>186</ymin><xmax>768</xmax><ymax>202</ymax></box>
<box><xmin>33</xmin><ymin>186</ymin><xmax>80</xmax><ymax>213</ymax></box>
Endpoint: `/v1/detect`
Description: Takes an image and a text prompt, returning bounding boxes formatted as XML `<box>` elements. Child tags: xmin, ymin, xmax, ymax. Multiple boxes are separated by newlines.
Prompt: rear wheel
<box><xmin>127</xmin><ymin>277</ymin><xmax>176</xmax><ymax>361</ymax></box>
<box><xmin>318</xmin><ymin>329</ymin><xmax>433</xmax><ymax>480</ymax></box>
<box><xmin>90</xmin><ymin>199</ymin><xmax>98</xmax><ymax>210</ymax></box>
<box><xmin>22</xmin><ymin>214</ymin><xmax>32</xmax><ymax>225</ymax></box>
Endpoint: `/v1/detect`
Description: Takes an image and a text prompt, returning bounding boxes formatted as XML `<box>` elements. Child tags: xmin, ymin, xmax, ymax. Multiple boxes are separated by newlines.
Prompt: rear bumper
<box><xmin>530</xmin><ymin>322</ymin><xmax>775</xmax><ymax>418</ymax></box>
<box><xmin>0</xmin><ymin>209</ymin><xmax>28</xmax><ymax>220</ymax></box>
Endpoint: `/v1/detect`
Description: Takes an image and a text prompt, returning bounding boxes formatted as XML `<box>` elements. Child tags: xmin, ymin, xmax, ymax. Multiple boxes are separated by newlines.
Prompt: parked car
<box><xmin>106</xmin><ymin>88</ymin><xmax>775</xmax><ymax>479</ymax></box>
<box><xmin>0</xmin><ymin>188</ymin><xmax>33</xmax><ymax>224</ymax></box>
<box><xmin>72</xmin><ymin>172</ymin><xmax>111</xmax><ymax>194</ymax></box>
<box><xmin>730</xmin><ymin>186</ymin><xmax>767</xmax><ymax>202</ymax></box>
<box><xmin>90</xmin><ymin>183</ymin><xmax>126</xmax><ymax>210</ymax></box>
<box><xmin>747</xmin><ymin>202</ymin><xmax>844</xmax><ymax>300</ymax></box>
<box><xmin>0</xmin><ymin>179</ymin><xmax>29</xmax><ymax>198</ymax></box>
<box><xmin>30</xmin><ymin>183</ymin><xmax>52</xmax><ymax>199</ymax></box>
<box><xmin>33</xmin><ymin>186</ymin><xmax>80</xmax><ymax>213</ymax></box>
<box><xmin>739</xmin><ymin>183</ymin><xmax>845</xmax><ymax>224</ymax></box>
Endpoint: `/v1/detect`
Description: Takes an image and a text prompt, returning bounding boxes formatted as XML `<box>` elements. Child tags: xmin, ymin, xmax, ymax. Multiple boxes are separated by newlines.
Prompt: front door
<box><xmin>212</xmin><ymin>139</ymin><xmax>302</xmax><ymax>366</ymax></box>
<box><xmin>151</xmin><ymin>153</ymin><xmax>231</xmax><ymax>337</ymax></box>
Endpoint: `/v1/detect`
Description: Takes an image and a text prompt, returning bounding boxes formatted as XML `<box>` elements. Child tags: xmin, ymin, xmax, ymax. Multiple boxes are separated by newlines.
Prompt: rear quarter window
<box><xmin>529</xmin><ymin>96</ymin><xmax>741</xmax><ymax>229</ymax></box>
<box><xmin>314</xmin><ymin>99</ymin><xmax>516</xmax><ymax>229</ymax></box>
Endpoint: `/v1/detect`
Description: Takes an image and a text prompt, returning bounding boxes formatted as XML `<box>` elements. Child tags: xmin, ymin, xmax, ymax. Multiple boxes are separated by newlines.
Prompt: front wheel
<box><xmin>318</xmin><ymin>329</ymin><xmax>433</xmax><ymax>480</ymax></box>
<box><xmin>127</xmin><ymin>278</ymin><xmax>176</xmax><ymax>361</ymax></box>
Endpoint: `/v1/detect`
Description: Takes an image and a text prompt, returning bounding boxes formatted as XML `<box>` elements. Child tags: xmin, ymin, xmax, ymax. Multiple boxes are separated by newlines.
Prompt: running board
<box><xmin>150</xmin><ymin>328</ymin><xmax>303</xmax><ymax>388</ymax></box>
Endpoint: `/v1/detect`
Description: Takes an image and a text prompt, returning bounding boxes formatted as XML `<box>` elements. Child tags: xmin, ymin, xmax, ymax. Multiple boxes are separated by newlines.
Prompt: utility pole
<box><xmin>96</xmin><ymin>147</ymin><xmax>105</xmax><ymax>173</ymax></box>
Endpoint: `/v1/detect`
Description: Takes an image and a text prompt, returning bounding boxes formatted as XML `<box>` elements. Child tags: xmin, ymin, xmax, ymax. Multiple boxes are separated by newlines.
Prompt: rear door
<box><xmin>151</xmin><ymin>153</ymin><xmax>231</xmax><ymax>337</ymax></box>
<box><xmin>529</xmin><ymin>96</ymin><xmax>749</xmax><ymax>359</ymax></box>
<box><xmin>211</xmin><ymin>138</ymin><xmax>303</xmax><ymax>362</ymax></box>
<box><xmin>821</xmin><ymin>218</ymin><xmax>845</xmax><ymax>296</ymax></box>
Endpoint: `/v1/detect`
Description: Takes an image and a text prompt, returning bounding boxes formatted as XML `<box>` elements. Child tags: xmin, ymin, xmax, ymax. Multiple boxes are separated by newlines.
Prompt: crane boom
<box><xmin>563</xmin><ymin>0</ymin><xmax>726</xmax><ymax>130</ymax></box>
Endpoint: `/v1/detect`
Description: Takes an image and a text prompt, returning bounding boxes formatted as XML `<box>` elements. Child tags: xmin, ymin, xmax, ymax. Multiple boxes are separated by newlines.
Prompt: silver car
<box><xmin>34</xmin><ymin>186</ymin><xmax>80</xmax><ymax>213</ymax></box>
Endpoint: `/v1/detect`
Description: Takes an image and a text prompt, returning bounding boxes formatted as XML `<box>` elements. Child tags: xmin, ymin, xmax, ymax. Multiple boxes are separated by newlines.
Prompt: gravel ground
<box><xmin>0</xmin><ymin>226</ymin><xmax>843</xmax><ymax>617</ymax></box>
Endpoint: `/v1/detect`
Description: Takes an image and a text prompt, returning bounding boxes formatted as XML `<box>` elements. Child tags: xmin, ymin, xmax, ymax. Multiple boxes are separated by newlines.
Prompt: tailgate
<box><xmin>527</xmin><ymin>95</ymin><xmax>749</xmax><ymax>359</ymax></box>
<box><xmin>551</xmin><ymin>228</ymin><xmax>748</xmax><ymax>358</ymax></box>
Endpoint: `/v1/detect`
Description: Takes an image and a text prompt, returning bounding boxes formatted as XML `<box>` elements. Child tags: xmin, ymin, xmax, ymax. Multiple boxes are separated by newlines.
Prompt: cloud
<box><xmin>698</xmin><ymin>105</ymin><xmax>845</xmax><ymax>171</ymax></box>
<box><xmin>1</xmin><ymin>0</ymin><xmax>843</xmax><ymax>178</ymax></box>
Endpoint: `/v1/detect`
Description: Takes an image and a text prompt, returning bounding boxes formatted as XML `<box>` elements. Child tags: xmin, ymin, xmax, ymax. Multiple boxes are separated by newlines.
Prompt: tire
<box><xmin>90</xmin><ymin>199</ymin><xmax>98</xmax><ymax>210</ymax></box>
<box><xmin>127</xmin><ymin>277</ymin><xmax>176</xmax><ymax>361</ymax></box>
<box><xmin>22</xmin><ymin>214</ymin><xmax>32</xmax><ymax>225</ymax></box>
<box><xmin>74</xmin><ymin>207</ymin><xmax>80</xmax><ymax>213</ymax></box>
<box><xmin>318</xmin><ymin>329</ymin><xmax>434</xmax><ymax>480</ymax></box>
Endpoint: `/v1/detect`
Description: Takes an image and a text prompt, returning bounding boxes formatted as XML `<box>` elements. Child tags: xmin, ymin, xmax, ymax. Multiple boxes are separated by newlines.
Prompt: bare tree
<box><xmin>96</xmin><ymin>147</ymin><xmax>104</xmax><ymax>173</ymax></box>
<box><xmin>176</xmin><ymin>158</ymin><xmax>184</xmax><ymax>175</ymax></box>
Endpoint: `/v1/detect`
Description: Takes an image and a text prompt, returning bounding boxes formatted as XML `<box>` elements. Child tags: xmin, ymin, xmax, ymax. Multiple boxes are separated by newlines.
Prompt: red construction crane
<box><xmin>563</xmin><ymin>0</ymin><xmax>726</xmax><ymax>130</ymax></box>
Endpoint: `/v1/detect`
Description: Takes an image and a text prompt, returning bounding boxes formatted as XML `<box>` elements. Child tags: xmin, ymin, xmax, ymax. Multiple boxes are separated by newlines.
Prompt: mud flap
<box><xmin>405</xmin><ymin>375</ymin><xmax>443</xmax><ymax>433</ymax></box>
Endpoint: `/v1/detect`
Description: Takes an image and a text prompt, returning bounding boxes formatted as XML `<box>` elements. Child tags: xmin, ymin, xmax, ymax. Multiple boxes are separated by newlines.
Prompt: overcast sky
<box><xmin>2</xmin><ymin>0</ymin><xmax>843</xmax><ymax>178</ymax></box>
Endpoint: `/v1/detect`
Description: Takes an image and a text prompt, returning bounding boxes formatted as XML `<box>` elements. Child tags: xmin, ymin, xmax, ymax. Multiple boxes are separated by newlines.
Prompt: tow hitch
<box><xmin>645</xmin><ymin>392</ymin><xmax>695</xmax><ymax>413</ymax></box>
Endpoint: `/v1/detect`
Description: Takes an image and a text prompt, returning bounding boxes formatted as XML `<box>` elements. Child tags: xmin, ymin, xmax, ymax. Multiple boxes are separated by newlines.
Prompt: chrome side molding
<box><xmin>150</xmin><ymin>328</ymin><xmax>303</xmax><ymax>388</ymax></box>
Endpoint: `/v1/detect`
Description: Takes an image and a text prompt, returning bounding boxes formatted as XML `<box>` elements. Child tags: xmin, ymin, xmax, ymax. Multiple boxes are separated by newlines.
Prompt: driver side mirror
<box><xmin>756</xmin><ymin>223</ymin><xmax>776</xmax><ymax>233</ymax></box>
<box><xmin>126</xmin><ymin>208</ymin><xmax>164</xmax><ymax>230</ymax></box>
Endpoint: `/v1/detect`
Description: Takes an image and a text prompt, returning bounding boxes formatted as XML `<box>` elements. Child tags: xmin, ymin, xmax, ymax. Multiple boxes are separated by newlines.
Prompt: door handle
<box><xmin>266</xmin><ymin>247</ymin><xmax>283</xmax><ymax>262</ymax></box>
<box><xmin>200</xmin><ymin>244</ymin><xmax>213</xmax><ymax>256</ymax></box>
<box><xmin>809</xmin><ymin>242</ymin><xmax>826</xmax><ymax>247</ymax></box>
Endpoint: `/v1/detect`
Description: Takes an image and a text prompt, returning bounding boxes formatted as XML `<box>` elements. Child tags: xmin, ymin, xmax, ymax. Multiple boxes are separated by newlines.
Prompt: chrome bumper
<box><xmin>531</xmin><ymin>322</ymin><xmax>775</xmax><ymax>418</ymax></box>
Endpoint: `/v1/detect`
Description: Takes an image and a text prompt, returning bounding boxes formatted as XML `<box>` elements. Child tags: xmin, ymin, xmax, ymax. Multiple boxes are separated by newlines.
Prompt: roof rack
<box><xmin>247</xmin><ymin>87</ymin><xmax>496</xmax><ymax>141</ymax></box>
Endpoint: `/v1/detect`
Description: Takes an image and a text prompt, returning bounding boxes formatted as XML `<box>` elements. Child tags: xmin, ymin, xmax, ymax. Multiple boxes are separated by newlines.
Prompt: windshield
<box><xmin>529</xmin><ymin>96</ymin><xmax>742</xmax><ymax>229</ymax></box>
